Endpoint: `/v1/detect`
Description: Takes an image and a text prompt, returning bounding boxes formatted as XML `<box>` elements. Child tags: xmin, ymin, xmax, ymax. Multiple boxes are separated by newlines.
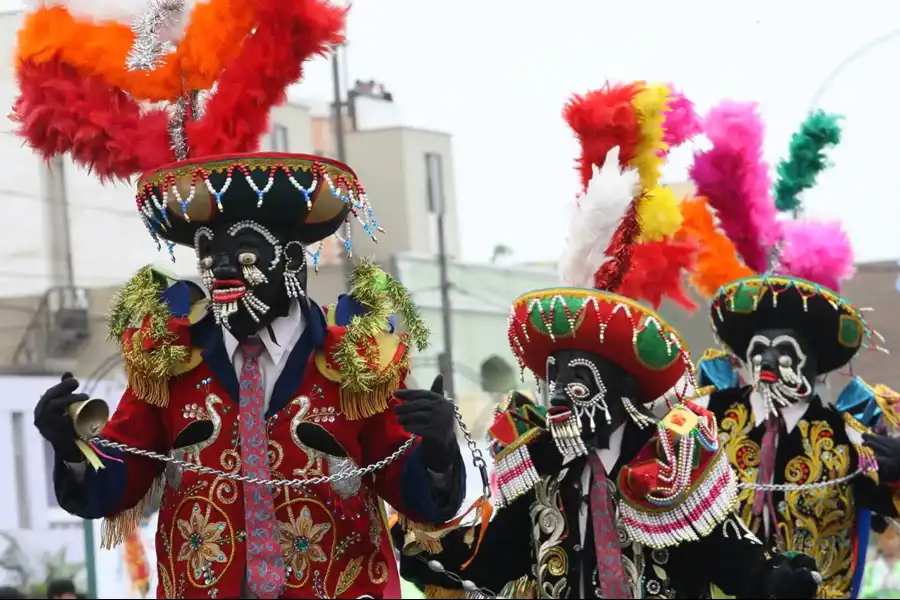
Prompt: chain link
<box><xmin>736</xmin><ymin>468</ymin><xmax>864</xmax><ymax>492</ymax></box>
<box><xmin>89</xmin><ymin>435</ymin><xmax>415</xmax><ymax>487</ymax></box>
<box><xmin>415</xmin><ymin>555</ymin><xmax>497</xmax><ymax>598</ymax></box>
<box><xmin>452</xmin><ymin>402</ymin><xmax>491</xmax><ymax>499</ymax></box>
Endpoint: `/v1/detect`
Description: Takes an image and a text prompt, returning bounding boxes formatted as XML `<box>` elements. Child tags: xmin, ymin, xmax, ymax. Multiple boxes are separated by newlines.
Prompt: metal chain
<box><xmin>452</xmin><ymin>402</ymin><xmax>492</xmax><ymax>499</ymax></box>
<box><xmin>736</xmin><ymin>468</ymin><xmax>864</xmax><ymax>492</ymax></box>
<box><xmin>415</xmin><ymin>555</ymin><xmax>497</xmax><ymax>599</ymax></box>
<box><xmin>89</xmin><ymin>435</ymin><xmax>415</xmax><ymax>487</ymax></box>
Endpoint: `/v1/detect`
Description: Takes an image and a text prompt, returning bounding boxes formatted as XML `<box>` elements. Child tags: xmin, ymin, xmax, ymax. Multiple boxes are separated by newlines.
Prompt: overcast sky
<box><xmin>7</xmin><ymin>0</ymin><xmax>900</xmax><ymax>265</ymax></box>
<box><xmin>289</xmin><ymin>0</ymin><xmax>900</xmax><ymax>265</ymax></box>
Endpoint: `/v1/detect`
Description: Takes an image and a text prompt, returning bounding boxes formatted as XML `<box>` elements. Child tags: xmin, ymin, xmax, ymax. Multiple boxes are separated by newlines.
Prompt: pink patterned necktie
<box><xmin>752</xmin><ymin>414</ymin><xmax>785</xmax><ymax>548</ymax></box>
<box><xmin>587</xmin><ymin>453</ymin><xmax>631</xmax><ymax>599</ymax></box>
<box><xmin>239</xmin><ymin>337</ymin><xmax>285</xmax><ymax>599</ymax></box>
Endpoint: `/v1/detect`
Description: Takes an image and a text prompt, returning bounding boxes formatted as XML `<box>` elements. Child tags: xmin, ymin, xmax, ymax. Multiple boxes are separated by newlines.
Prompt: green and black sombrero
<box><xmin>135</xmin><ymin>152</ymin><xmax>365</xmax><ymax>249</ymax></box>
<box><xmin>710</xmin><ymin>274</ymin><xmax>875</xmax><ymax>375</ymax></box>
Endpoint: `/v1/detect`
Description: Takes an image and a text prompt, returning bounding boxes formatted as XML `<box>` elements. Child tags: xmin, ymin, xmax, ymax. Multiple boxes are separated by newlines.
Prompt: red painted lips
<box><xmin>211</xmin><ymin>279</ymin><xmax>246</xmax><ymax>303</ymax></box>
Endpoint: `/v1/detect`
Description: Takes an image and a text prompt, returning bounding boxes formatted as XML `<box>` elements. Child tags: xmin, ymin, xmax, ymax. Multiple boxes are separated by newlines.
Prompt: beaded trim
<box><xmin>136</xmin><ymin>159</ymin><xmax>382</xmax><ymax>264</ymax></box>
<box><xmin>494</xmin><ymin>444</ymin><xmax>540</xmax><ymax>505</ymax></box>
<box><xmin>618</xmin><ymin>449</ymin><xmax>737</xmax><ymax>549</ymax></box>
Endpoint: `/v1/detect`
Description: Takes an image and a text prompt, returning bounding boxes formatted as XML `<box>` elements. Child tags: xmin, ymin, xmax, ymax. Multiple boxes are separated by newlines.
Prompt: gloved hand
<box><xmin>34</xmin><ymin>372</ymin><xmax>87</xmax><ymax>463</ymax></box>
<box><xmin>395</xmin><ymin>375</ymin><xmax>457</xmax><ymax>471</ymax></box>
<box><xmin>766</xmin><ymin>551</ymin><xmax>822</xmax><ymax>598</ymax></box>
<box><xmin>864</xmin><ymin>433</ymin><xmax>900</xmax><ymax>482</ymax></box>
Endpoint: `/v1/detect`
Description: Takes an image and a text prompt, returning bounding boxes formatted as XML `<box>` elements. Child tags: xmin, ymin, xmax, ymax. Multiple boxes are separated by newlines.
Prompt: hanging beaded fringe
<box><xmin>619</xmin><ymin>451</ymin><xmax>738</xmax><ymax>549</ymax></box>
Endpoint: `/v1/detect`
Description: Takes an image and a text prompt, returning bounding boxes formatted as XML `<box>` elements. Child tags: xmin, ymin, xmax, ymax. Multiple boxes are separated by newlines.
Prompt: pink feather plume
<box><xmin>662</xmin><ymin>85</ymin><xmax>701</xmax><ymax>149</ymax></box>
<box><xmin>689</xmin><ymin>101</ymin><xmax>777</xmax><ymax>273</ymax></box>
<box><xmin>777</xmin><ymin>219</ymin><xmax>855</xmax><ymax>291</ymax></box>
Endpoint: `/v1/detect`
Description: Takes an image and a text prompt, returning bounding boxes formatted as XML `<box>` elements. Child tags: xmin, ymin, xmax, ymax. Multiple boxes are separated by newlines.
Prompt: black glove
<box><xmin>766</xmin><ymin>552</ymin><xmax>821</xmax><ymax>599</ymax></box>
<box><xmin>395</xmin><ymin>375</ymin><xmax>456</xmax><ymax>471</ymax></box>
<box><xmin>864</xmin><ymin>433</ymin><xmax>900</xmax><ymax>482</ymax></box>
<box><xmin>34</xmin><ymin>372</ymin><xmax>87</xmax><ymax>463</ymax></box>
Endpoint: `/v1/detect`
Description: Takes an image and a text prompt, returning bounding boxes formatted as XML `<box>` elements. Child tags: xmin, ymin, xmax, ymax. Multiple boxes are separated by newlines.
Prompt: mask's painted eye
<box><xmin>751</xmin><ymin>354</ymin><xmax>762</xmax><ymax>366</ymax></box>
<box><xmin>778</xmin><ymin>355</ymin><xmax>792</xmax><ymax>367</ymax></box>
<box><xmin>239</xmin><ymin>252</ymin><xmax>257</xmax><ymax>266</ymax></box>
<box><xmin>199</xmin><ymin>256</ymin><xmax>213</xmax><ymax>269</ymax></box>
<box><xmin>566</xmin><ymin>382</ymin><xmax>590</xmax><ymax>399</ymax></box>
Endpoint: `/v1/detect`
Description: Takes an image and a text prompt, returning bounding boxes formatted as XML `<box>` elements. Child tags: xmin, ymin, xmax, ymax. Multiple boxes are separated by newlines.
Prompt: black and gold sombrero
<box><xmin>710</xmin><ymin>274</ymin><xmax>876</xmax><ymax>375</ymax></box>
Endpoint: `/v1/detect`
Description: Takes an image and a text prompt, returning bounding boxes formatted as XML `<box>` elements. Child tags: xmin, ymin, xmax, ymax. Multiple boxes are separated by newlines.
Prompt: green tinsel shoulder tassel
<box><xmin>773</xmin><ymin>110</ymin><xmax>842</xmax><ymax>213</ymax></box>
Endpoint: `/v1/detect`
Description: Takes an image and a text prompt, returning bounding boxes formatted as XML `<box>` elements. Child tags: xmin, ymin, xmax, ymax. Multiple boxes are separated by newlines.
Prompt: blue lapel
<box><xmin>199</xmin><ymin>323</ymin><xmax>241</xmax><ymax>403</ymax></box>
<box><xmin>267</xmin><ymin>299</ymin><xmax>326</xmax><ymax>418</ymax></box>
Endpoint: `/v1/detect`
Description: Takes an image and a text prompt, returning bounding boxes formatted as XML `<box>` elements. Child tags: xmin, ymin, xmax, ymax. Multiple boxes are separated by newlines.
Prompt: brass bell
<box><xmin>67</xmin><ymin>398</ymin><xmax>110</xmax><ymax>439</ymax></box>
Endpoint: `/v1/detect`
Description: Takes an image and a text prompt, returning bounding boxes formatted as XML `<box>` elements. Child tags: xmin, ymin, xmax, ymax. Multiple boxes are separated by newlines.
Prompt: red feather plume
<box><xmin>562</xmin><ymin>82</ymin><xmax>641</xmax><ymax>192</ymax></box>
<box><xmin>12</xmin><ymin>58</ymin><xmax>172</xmax><ymax>181</ymax></box>
<box><xmin>617</xmin><ymin>238</ymin><xmax>698</xmax><ymax>310</ymax></box>
<box><xmin>187</xmin><ymin>0</ymin><xmax>345</xmax><ymax>156</ymax></box>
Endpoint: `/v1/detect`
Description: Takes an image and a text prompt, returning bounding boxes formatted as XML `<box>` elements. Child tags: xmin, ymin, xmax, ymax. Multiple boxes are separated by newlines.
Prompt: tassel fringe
<box><xmin>101</xmin><ymin>476</ymin><xmax>163</xmax><ymax>549</ymax></box>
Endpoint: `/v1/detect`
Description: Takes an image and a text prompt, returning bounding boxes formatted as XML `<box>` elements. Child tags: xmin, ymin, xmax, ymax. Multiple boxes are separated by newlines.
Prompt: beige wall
<box><xmin>346</xmin><ymin>127</ymin><xmax>460</xmax><ymax>261</ymax></box>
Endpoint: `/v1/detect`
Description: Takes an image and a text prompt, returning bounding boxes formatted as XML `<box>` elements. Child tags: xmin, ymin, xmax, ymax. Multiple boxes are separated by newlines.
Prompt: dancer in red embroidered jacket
<box><xmin>14</xmin><ymin>1</ymin><xmax>465</xmax><ymax>597</ymax></box>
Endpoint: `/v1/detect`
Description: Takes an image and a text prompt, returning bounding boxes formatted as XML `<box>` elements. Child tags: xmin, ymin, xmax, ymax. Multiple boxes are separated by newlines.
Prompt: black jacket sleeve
<box><xmin>395</xmin><ymin>489</ymin><xmax>534</xmax><ymax>595</ymax></box>
<box><xmin>667</xmin><ymin>512</ymin><xmax>775</xmax><ymax>598</ymax></box>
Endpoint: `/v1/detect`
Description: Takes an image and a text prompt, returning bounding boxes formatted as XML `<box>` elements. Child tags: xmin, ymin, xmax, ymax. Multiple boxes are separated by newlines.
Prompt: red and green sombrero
<box><xmin>136</xmin><ymin>152</ymin><xmax>365</xmax><ymax>251</ymax></box>
<box><xmin>710</xmin><ymin>274</ymin><xmax>873</xmax><ymax>375</ymax></box>
<box><xmin>507</xmin><ymin>287</ymin><xmax>692</xmax><ymax>402</ymax></box>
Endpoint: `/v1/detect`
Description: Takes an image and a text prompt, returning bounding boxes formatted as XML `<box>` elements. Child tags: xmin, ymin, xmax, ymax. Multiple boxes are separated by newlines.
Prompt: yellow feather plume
<box><xmin>629</xmin><ymin>82</ymin><xmax>681</xmax><ymax>241</ymax></box>
<box><xmin>630</xmin><ymin>82</ymin><xmax>670</xmax><ymax>190</ymax></box>
<box><xmin>640</xmin><ymin>185</ymin><xmax>683</xmax><ymax>241</ymax></box>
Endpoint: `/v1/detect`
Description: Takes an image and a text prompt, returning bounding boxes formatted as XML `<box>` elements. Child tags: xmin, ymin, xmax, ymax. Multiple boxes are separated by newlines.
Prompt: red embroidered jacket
<box><xmin>54</xmin><ymin>299</ymin><xmax>464</xmax><ymax>599</ymax></box>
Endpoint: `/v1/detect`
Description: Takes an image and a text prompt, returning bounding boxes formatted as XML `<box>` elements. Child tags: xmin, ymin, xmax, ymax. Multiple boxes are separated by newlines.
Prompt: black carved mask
<box><xmin>194</xmin><ymin>221</ymin><xmax>308</xmax><ymax>340</ymax></box>
<box><xmin>745</xmin><ymin>327</ymin><xmax>817</xmax><ymax>409</ymax></box>
<box><xmin>546</xmin><ymin>349</ymin><xmax>645</xmax><ymax>450</ymax></box>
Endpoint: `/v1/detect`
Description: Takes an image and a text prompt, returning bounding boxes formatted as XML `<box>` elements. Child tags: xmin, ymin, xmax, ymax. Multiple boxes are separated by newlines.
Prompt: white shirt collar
<box><xmin>223</xmin><ymin>301</ymin><xmax>305</xmax><ymax>367</ymax></box>
<box><xmin>748</xmin><ymin>389</ymin><xmax>810</xmax><ymax>433</ymax></box>
<box><xmin>596</xmin><ymin>423</ymin><xmax>626</xmax><ymax>473</ymax></box>
<box><xmin>561</xmin><ymin>422</ymin><xmax>626</xmax><ymax>472</ymax></box>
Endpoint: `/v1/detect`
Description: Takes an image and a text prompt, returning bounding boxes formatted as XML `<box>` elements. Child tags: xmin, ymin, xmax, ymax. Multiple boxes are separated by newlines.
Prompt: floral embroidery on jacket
<box><xmin>279</xmin><ymin>505</ymin><xmax>332</xmax><ymax>582</ymax></box>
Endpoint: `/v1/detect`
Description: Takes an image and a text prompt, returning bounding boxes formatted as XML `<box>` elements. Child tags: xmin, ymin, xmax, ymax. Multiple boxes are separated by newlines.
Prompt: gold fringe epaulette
<box><xmin>108</xmin><ymin>266</ymin><xmax>205</xmax><ymax>407</ymax></box>
<box><xmin>101</xmin><ymin>475</ymin><xmax>163</xmax><ymax>549</ymax></box>
<box><xmin>318</xmin><ymin>259</ymin><xmax>429</xmax><ymax>420</ymax></box>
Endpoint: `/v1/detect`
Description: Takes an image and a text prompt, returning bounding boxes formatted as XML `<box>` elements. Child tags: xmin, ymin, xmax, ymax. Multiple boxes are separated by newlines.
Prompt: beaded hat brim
<box><xmin>135</xmin><ymin>152</ymin><xmax>358</xmax><ymax>248</ymax></box>
<box><xmin>507</xmin><ymin>287</ymin><xmax>692</xmax><ymax>402</ymax></box>
<box><xmin>709</xmin><ymin>275</ymin><xmax>869</xmax><ymax>375</ymax></box>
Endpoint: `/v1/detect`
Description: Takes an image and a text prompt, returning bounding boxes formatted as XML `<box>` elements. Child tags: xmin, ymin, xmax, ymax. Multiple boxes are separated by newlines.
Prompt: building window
<box><xmin>272</xmin><ymin>124</ymin><xmax>289</xmax><ymax>152</ymax></box>
<box><xmin>424</xmin><ymin>153</ymin><xmax>445</xmax><ymax>215</ymax></box>
<box><xmin>11</xmin><ymin>412</ymin><xmax>31</xmax><ymax>528</ymax></box>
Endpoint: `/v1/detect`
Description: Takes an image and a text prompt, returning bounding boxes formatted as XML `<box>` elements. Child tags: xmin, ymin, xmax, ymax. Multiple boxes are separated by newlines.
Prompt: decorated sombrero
<box><xmin>668</xmin><ymin>102</ymin><xmax>885</xmax><ymax>374</ymax></box>
<box><xmin>136</xmin><ymin>152</ymin><xmax>369</xmax><ymax>252</ymax></box>
<box><xmin>507</xmin><ymin>82</ymin><xmax>705</xmax><ymax>401</ymax></box>
<box><xmin>10</xmin><ymin>0</ymin><xmax>376</xmax><ymax>265</ymax></box>
<box><xmin>508</xmin><ymin>288</ymin><xmax>690</xmax><ymax>401</ymax></box>
<box><xmin>710</xmin><ymin>275</ymin><xmax>870</xmax><ymax>375</ymax></box>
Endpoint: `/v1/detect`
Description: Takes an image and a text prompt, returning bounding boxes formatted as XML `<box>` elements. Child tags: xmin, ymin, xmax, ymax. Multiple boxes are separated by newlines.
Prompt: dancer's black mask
<box><xmin>745</xmin><ymin>328</ymin><xmax>818</xmax><ymax>402</ymax></box>
<box><xmin>547</xmin><ymin>349</ymin><xmax>646</xmax><ymax>450</ymax></box>
<box><xmin>194</xmin><ymin>221</ymin><xmax>308</xmax><ymax>340</ymax></box>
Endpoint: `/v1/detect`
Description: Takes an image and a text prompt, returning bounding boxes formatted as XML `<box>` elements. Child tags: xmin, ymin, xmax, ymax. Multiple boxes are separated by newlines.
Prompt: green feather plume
<box><xmin>773</xmin><ymin>110</ymin><xmax>842</xmax><ymax>213</ymax></box>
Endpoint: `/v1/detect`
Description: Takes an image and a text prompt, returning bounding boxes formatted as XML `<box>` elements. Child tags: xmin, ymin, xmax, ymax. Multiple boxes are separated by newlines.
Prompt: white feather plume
<box><xmin>557</xmin><ymin>147</ymin><xmax>640</xmax><ymax>288</ymax></box>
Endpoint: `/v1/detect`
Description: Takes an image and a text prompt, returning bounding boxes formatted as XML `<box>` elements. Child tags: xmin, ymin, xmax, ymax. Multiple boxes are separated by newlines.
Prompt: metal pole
<box><xmin>83</xmin><ymin>519</ymin><xmax>98</xmax><ymax>598</ymax></box>
<box><xmin>331</xmin><ymin>46</ymin><xmax>353</xmax><ymax>288</ymax></box>
<box><xmin>436</xmin><ymin>211</ymin><xmax>455</xmax><ymax>400</ymax></box>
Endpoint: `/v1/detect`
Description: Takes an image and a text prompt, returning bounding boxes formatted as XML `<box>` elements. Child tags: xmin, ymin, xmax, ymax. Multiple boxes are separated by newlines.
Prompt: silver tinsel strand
<box><xmin>764</xmin><ymin>239</ymin><xmax>784</xmax><ymax>275</ymax></box>
<box><xmin>168</xmin><ymin>95</ymin><xmax>189</xmax><ymax>160</ymax></box>
<box><xmin>126</xmin><ymin>0</ymin><xmax>185</xmax><ymax>72</ymax></box>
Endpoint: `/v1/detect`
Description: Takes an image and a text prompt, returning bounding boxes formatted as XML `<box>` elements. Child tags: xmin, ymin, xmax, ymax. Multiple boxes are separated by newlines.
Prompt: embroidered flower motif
<box><xmin>279</xmin><ymin>505</ymin><xmax>331</xmax><ymax>580</ymax></box>
<box><xmin>176</xmin><ymin>503</ymin><xmax>227</xmax><ymax>579</ymax></box>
